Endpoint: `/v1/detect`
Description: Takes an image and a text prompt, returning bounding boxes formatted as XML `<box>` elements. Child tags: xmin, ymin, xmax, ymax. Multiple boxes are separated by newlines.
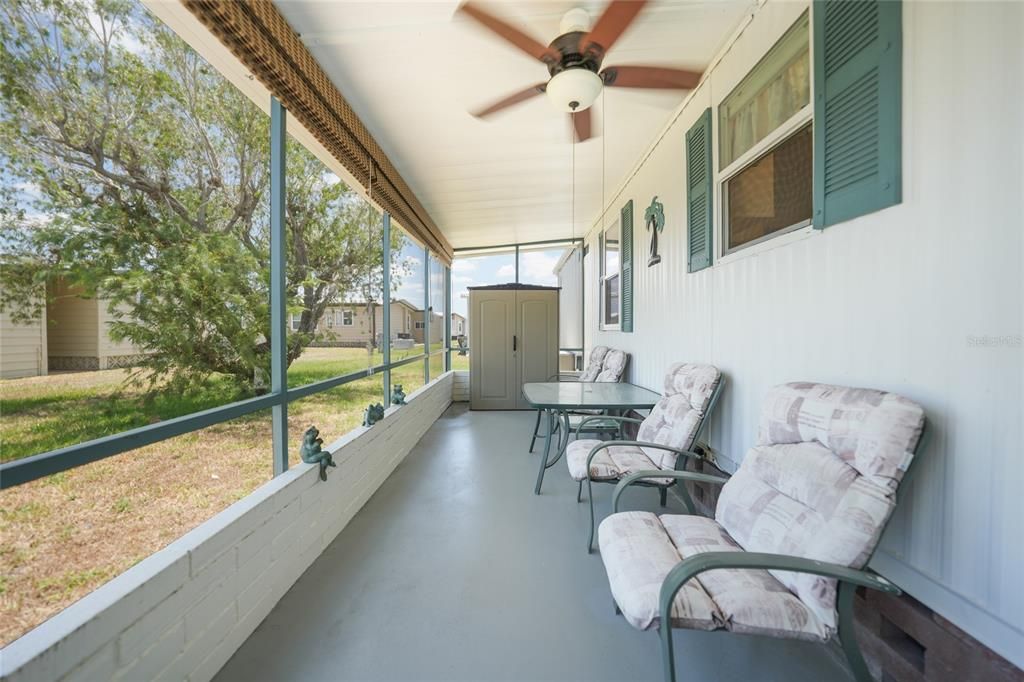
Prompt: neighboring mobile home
<box><xmin>299</xmin><ymin>298</ymin><xmax>421</xmax><ymax>347</ymax></box>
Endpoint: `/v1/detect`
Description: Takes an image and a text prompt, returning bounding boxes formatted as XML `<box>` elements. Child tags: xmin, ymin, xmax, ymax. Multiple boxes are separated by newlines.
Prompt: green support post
<box><xmin>269</xmin><ymin>97</ymin><xmax>288</xmax><ymax>476</ymax></box>
<box><xmin>444</xmin><ymin>265</ymin><xmax>451</xmax><ymax>371</ymax></box>
<box><xmin>423</xmin><ymin>244</ymin><xmax>430</xmax><ymax>383</ymax></box>
<box><xmin>381</xmin><ymin>213</ymin><xmax>391</xmax><ymax>406</ymax></box>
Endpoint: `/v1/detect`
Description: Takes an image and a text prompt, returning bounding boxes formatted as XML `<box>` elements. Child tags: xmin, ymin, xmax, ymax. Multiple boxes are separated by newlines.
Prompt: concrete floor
<box><xmin>216</xmin><ymin>405</ymin><xmax>852</xmax><ymax>682</ymax></box>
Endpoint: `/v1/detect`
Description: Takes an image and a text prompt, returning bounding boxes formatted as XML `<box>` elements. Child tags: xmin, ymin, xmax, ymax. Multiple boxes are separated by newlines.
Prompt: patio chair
<box><xmin>528</xmin><ymin>346</ymin><xmax>628</xmax><ymax>452</ymax></box>
<box><xmin>568</xmin><ymin>362</ymin><xmax>723</xmax><ymax>552</ymax></box>
<box><xmin>597</xmin><ymin>382</ymin><xmax>927</xmax><ymax>682</ymax></box>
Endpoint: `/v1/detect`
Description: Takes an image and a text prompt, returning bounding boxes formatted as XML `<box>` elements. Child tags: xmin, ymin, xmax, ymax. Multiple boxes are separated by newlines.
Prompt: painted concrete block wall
<box><xmin>0</xmin><ymin>373</ymin><xmax>453</xmax><ymax>682</ymax></box>
<box><xmin>584</xmin><ymin>0</ymin><xmax>1022</xmax><ymax>668</ymax></box>
<box><xmin>452</xmin><ymin>370</ymin><xmax>469</xmax><ymax>402</ymax></box>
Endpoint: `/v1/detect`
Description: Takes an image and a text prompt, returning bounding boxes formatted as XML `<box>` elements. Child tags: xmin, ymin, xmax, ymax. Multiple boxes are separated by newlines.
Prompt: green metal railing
<box><xmin>0</xmin><ymin>97</ymin><xmax>451</xmax><ymax>490</ymax></box>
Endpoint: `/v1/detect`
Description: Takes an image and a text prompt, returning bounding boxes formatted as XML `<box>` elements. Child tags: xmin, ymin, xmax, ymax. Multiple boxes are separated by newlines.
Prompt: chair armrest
<box><xmin>589</xmin><ymin>440</ymin><xmax>704</xmax><ymax>462</ymax></box>
<box><xmin>659</xmin><ymin>551</ymin><xmax>901</xmax><ymax>630</ymax></box>
<box><xmin>612</xmin><ymin>470</ymin><xmax>729</xmax><ymax>513</ymax></box>
<box><xmin>574</xmin><ymin>416</ymin><xmax>645</xmax><ymax>438</ymax></box>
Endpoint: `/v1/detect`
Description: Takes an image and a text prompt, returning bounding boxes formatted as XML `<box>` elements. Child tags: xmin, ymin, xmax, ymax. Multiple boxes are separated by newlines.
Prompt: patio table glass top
<box><xmin>522</xmin><ymin>381</ymin><xmax>662</xmax><ymax>411</ymax></box>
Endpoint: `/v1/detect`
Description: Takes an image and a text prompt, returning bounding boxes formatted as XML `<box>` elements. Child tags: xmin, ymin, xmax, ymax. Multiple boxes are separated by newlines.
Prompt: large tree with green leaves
<box><xmin>0</xmin><ymin>0</ymin><xmax>407</xmax><ymax>389</ymax></box>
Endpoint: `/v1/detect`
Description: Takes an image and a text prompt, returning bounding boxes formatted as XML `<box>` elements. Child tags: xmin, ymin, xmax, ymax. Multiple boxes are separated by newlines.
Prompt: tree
<box><xmin>0</xmin><ymin>0</ymin><xmax>408</xmax><ymax>389</ymax></box>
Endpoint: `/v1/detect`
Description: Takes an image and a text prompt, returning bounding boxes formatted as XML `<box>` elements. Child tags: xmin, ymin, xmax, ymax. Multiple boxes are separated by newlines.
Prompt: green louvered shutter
<box><xmin>813</xmin><ymin>0</ymin><xmax>902</xmax><ymax>228</ymax></box>
<box><xmin>620</xmin><ymin>199</ymin><xmax>634</xmax><ymax>332</ymax></box>
<box><xmin>686</xmin><ymin>108</ymin><xmax>713</xmax><ymax>273</ymax></box>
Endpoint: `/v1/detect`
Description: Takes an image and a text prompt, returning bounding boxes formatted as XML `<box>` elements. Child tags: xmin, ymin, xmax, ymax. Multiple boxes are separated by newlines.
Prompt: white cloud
<box><xmin>518</xmin><ymin>251</ymin><xmax>560</xmax><ymax>286</ymax></box>
<box><xmin>496</xmin><ymin>264</ymin><xmax>515</xmax><ymax>279</ymax></box>
<box><xmin>452</xmin><ymin>260</ymin><xmax>477</xmax><ymax>273</ymax></box>
<box><xmin>452</xmin><ymin>275</ymin><xmax>474</xmax><ymax>284</ymax></box>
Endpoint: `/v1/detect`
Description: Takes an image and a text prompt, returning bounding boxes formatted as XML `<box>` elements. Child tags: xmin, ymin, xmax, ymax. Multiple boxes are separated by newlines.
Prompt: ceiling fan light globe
<box><xmin>545</xmin><ymin>68</ymin><xmax>602</xmax><ymax>113</ymax></box>
<box><xmin>559</xmin><ymin>7</ymin><xmax>591</xmax><ymax>34</ymax></box>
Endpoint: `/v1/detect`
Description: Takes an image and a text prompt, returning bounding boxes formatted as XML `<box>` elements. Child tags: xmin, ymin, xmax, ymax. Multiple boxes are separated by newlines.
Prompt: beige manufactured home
<box><xmin>0</xmin><ymin>279</ymin><xmax>148</xmax><ymax>378</ymax></box>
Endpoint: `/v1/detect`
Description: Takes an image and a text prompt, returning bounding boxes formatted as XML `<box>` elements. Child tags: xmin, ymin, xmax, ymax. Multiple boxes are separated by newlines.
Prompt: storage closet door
<box><xmin>515</xmin><ymin>290</ymin><xmax>558</xmax><ymax>409</ymax></box>
<box><xmin>469</xmin><ymin>290</ymin><xmax>517</xmax><ymax>409</ymax></box>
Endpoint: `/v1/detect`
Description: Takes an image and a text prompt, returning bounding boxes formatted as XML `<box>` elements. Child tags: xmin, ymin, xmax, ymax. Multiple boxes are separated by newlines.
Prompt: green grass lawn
<box><xmin>0</xmin><ymin>343</ymin><xmax>464</xmax><ymax>645</ymax></box>
<box><xmin>0</xmin><ymin>344</ymin><xmax>459</xmax><ymax>463</ymax></box>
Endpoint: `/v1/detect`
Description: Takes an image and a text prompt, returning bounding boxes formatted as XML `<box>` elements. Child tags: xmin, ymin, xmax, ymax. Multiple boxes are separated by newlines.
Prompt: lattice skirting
<box><xmin>48</xmin><ymin>356</ymin><xmax>100</xmax><ymax>371</ymax></box>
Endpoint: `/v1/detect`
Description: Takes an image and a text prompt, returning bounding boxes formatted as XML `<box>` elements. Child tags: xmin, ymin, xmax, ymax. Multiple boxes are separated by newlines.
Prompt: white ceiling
<box><xmin>275</xmin><ymin>0</ymin><xmax>753</xmax><ymax>249</ymax></box>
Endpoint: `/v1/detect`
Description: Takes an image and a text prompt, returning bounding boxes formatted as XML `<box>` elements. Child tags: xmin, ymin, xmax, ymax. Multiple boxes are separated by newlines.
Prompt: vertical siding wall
<box><xmin>0</xmin><ymin>305</ymin><xmax>46</xmax><ymax>379</ymax></box>
<box><xmin>585</xmin><ymin>0</ymin><xmax>1023</xmax><ymax>668</ymax></box>
<box><xmin>0</xmin><ymin>374</ymin><xmax>454</xmax><ymax>682</ymax></box>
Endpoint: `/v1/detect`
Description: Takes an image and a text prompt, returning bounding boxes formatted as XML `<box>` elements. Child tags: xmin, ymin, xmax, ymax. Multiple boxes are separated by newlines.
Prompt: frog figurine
<box><xmin>363</xmin><ymin>402</ymin><xmax>385</xmax><ymax>427</ymax></box>
<box><xmin>391</xmin><ymin>384</ymin><xmax>406</xmax><ymax>405</ymax></box>
<box><xmin>299</xmin><ymin>426</ymin><xmax>336</xmax><ymax>481</ymax></box>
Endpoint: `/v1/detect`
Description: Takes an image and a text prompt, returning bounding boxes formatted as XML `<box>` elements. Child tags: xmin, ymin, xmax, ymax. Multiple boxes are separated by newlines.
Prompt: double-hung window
<box><xmin>719</xmin><ymin>11</ymin><xmax>812</xmax><ymax>254</ymax></box>
<box><xmin>341</xmin><ymin>309</ymin><xmax>353</xmax><ymax>326</ymax></box>
<box><xmin>599</xmin><ymin>219</ymin><xmax>621</xmax><ymax>329</ymax></box>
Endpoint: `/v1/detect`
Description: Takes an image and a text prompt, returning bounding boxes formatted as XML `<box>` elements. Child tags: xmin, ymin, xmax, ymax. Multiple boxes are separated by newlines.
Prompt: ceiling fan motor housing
<box><xmin>545</xmin><ymin>31</ymin><xmax>603</xmax><ymax>112</ymax></box>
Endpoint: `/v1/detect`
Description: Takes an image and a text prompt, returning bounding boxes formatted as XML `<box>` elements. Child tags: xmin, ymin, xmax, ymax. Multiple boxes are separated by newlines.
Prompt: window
<box><xmin>725</xmin><ymin>125</ymin><xmax>813</xmax><ymax>250</ymax></box>
<box><xmin>341</xmin><ymin>310</ymin><xmax>354</xmax><ymax>326</ymax></box>
<box><xmin>415</xmin><ymin>321</ymin><xmax>424</xmax><ymax>329</ymax></box>
<box><xmin>600</xmin><ymin>219</ymin><xmax>621</xmax><ymax>328</ymax></box>
<box><xmin>291</xmin><ymin>314</ymin><xmax>302</xmax><ymax>331</ymax></box>
<box><xmin>720</xmin><ymin>12</ymin><xmax>811</xmax><ymax>253</ymax></box>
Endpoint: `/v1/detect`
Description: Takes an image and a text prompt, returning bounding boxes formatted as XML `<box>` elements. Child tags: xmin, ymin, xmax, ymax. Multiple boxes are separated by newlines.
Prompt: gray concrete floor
<box><xmin>216</xmin><ymin>405</ymin><xmax>852</xmax><ymax>682</ymax></box>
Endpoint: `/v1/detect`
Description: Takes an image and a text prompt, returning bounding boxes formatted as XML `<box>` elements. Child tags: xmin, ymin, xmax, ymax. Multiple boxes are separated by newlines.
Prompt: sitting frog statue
<box><xmin>391</xmin><ymin>384</ymin><xmax>406</xmax><ymax>405</ymax></box>
<box><xmin>363</xmin><ymin>402</ymin><xmax>385</xmax><ymax>427</ymax></box>
<box><xmin>299</xmin><ymin>426</ymin><xmax>336</xmax><ymax>481</ymax></box>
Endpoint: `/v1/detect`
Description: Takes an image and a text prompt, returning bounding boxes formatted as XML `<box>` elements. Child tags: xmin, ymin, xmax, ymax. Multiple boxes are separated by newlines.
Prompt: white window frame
<box><xmin>715</xmin><ymin>13</ymin><xmax>816</xmax><ymax>265</ymax></box>
<box><xmin>414</xmin><ymin>320</ymin><xmax>424</xmax><ymax>330</ymax></box>
<box><xmin>290</xmin><ymin>314</ymin><xmax>301</xmax><ymax>331</ymax></box>
<box><xmin>598</xmin><ymin>216</ymin><xmax>621</xmax><ymax>331</ymax></box>
<box><xmin>341</xmin><ymin>309</ymin><xmax>354</xmax><ymax>326</ymax></box>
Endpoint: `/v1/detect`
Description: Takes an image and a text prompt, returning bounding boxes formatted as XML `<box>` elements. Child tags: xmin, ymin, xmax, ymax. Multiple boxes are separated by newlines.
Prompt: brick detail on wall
<box><xmin>0</xmin><ymin>373</ymin><xmax>454</xmax><ymax>682</ymax></box>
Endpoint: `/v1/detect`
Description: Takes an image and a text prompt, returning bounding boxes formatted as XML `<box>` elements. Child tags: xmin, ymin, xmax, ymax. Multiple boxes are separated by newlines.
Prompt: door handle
<box><xmin>513</xmin><ymin>335</ymin><xmax>517</xmax><ymax>352</ymax></box>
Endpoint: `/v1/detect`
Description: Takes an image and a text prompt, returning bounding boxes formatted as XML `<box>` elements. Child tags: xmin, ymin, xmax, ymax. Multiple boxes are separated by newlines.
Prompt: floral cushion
<box><xmin>716</xmin><ymin>383</ymin><xmax>925</xmax><ymax>634</ymax></box>
<box><xmin>595</xmin><ymin>349</ymin><xmax>629</xmax><ymax>382</ymax></box>
<box><xmin>635</xmin><ymin>363</ymin><xmax>721</xmax><ymax>469</ymax></box>
<box><xmin>599</xmin><ymin>512</ymin><xmax>829</xmax><ymax>640</ymax></box>
<box><xmin>566</xmin><ymin>439</ymin><xmax>672</xmax><ymax>485</ymax></box>
<box><xmin>578</xmin><ymin>346</ymin><xmax>610</xmax><ymax>382</ymax></box>
<box><xmin>598</xmin><ymin>511</ymin><xmax>721</xmax><ymax>631</ymax></box>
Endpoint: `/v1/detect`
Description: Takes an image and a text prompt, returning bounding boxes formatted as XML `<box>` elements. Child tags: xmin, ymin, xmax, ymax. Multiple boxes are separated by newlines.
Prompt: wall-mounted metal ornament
<box><xmin>645</xmin><ymin>195</ymin><xmax>665</xmax><ymax>267</ymax></box>
<box><xmin>391</xmin><ymin>384</ymin><xmax>406</xmax><ymax>405</ymax></box>
<box><xmin>300</xmin><ymin>426</ymin><xmax>336</xmax><ymax>481</ymax></box>
<box><xmin>363</xmin><ymin>402</ymin><xmax>385</xmax><ymax>426</ymax></box>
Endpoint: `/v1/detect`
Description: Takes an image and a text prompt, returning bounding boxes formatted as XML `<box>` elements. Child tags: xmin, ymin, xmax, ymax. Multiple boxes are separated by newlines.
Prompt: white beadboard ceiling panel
<box><xmin>274</xmin><ymin>0</ymin><xmax>754</xmax><ymax>249</ymax></box>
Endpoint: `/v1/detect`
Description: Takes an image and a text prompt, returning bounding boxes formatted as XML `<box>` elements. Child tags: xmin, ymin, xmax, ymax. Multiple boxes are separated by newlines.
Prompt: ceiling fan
<box><xmin>458</xmin><ymin>1</ymin><xmax>703</xmax><ymax>142</ymax></box>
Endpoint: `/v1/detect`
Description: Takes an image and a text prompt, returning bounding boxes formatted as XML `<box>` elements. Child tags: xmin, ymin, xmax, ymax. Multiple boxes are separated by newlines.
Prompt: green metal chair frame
<box><xmin>579</xmin><ymin>378</ymin><xmax>725</xmax><ymax>553</ymax></box>
<box><xmin>607</xmin><ymin>421</ymin><xmax>929</xmax><ymax>682</ymax></box>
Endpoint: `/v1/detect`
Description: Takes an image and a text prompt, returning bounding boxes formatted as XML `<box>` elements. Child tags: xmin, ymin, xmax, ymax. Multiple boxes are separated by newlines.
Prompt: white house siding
<box><xmin>96</xmin><ymin>300</ymin><xmax>149</xmax><ymax>369</ymax></box>
<box><xmin>555</xmin><ymin>247</ymin><xmax>583</xmax><ymax>349</ymax></box>
<box><xmin>0</xmin><ymin>306</ymin><xmax>47</xmax><ymax>379</ymax></box>
<box><xmin>0</xmin><ymin>374</ymin><xmax>454</xmax><ymax>682</ymax></box>
<box><xmin>585</xmin><ymin>0</ymin><xmax>1022</xmax><ymax>667</ymax></box>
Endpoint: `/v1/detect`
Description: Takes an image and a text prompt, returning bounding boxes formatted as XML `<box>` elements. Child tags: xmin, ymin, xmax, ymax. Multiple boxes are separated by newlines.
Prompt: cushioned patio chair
<box><xmin>528</xmin><ymin>347</ymin><xmax>629</xmax><ymax>452</ymax></box>
<box><xmin>568</xmin><ymin>362</ymin><xmax>723</xmax><ymax>552</ymax></box>
<box><xmin>598</xmin><ymin>382</ymin><xmax>927</xmax><ymax>682</ymax></box>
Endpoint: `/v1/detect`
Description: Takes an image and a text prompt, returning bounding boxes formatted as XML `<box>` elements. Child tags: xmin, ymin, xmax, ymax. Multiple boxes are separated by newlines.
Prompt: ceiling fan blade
<box><xmin>579</xmin><ymin>0</ymin><xmax>649</xmax><ymax>60</ymax></box>
<box><xmin>601</xmin><ymin>65</ymin><xmax>702</xmax><ymax>89</ymax></box>
<box><xmin>572</xmin><ymin>109</ymin><xmax>593</xmax><ymax>143</ymax></box>
<box><xmin>472</xmin><ymin>83</ymin><xmax>547</xmax><ymax>118</ymax></box>
<box><xmin>458</xmin><ymin>2</ymin><xmax>560</xmax><ymax>65</ymax></box>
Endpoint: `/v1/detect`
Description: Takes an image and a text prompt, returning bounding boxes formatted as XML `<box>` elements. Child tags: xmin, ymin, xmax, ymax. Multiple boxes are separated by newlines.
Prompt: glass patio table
<box><xmin>522</xmin><ymin>381</ymin><xmax>662</xmax><ymax>494</ymax></box>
